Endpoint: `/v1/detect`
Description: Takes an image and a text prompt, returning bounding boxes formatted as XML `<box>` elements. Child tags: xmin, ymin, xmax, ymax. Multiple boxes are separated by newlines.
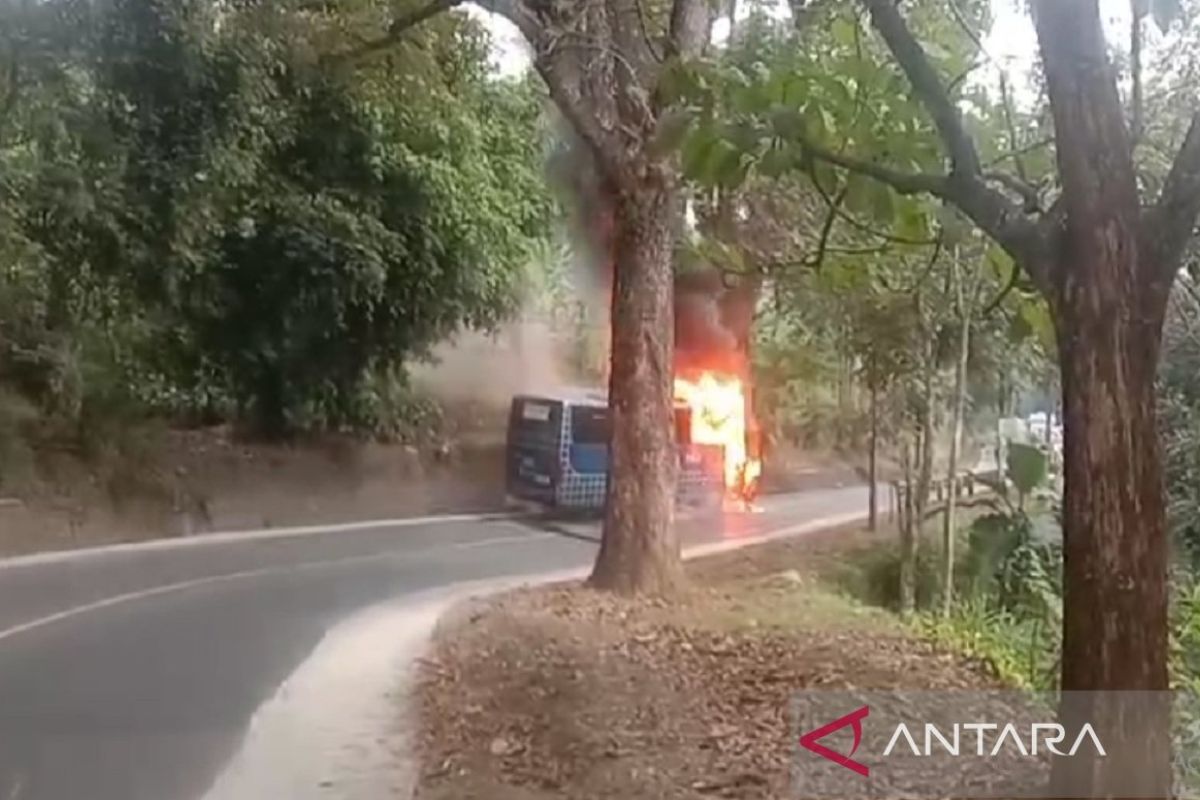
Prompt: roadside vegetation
<box><xmin>4</xmin><ymin>0</ymin><xmax>1200</xmax><ymax>795</ymax></box>
<box><xmin>415</xmin><ymin>524</ymin><xmax>1013</xmax><ymax>800</ymax></box>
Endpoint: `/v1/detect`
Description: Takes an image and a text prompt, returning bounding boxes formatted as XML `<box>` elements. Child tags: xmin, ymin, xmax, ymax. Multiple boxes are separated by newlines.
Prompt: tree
<box><xmin>0</xmin><ymin>0</ymin><xmax>550</xmax><ymax>441</ymax></box>
<box><xmin>684</xmin><ymin>0</ymin><xmax>1200</xmax><ymax>791</ymax></box>
<box><xmin>939</xmin><ymin>240</ymin><xmax>989</xmax><ymax>616</ymax></box>
<box><xmin>343</xmin><ymin>0</ymin><xmax>713</xmax><ymax>593</ymax></box>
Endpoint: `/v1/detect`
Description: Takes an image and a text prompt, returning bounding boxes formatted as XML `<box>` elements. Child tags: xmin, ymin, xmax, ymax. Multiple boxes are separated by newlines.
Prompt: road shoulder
<box><xmin>406</xmin><ymin>521</ymin><xmax>1001</xmax><ymax>800</ymax></box>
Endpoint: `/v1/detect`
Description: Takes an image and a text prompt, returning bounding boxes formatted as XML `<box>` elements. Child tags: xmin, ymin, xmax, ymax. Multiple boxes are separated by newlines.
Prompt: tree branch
<box><xmin>632</xmin><ymin>0</ymin><xmax>665</xmax><ymax>63</ymax></box>
<box><xmin>852</xmin><ymin>0</ymin><xmax>1054</xmax><ymax>287</ymax></box>
<box><xmin>983</xmin><ymin>137</ymin><xmax>1054</xmax><ymax>169</ymax></box>
<box><xmin>807</xmin><ymin>183</ymin><xmax>849</xmax><ymax>270</ymax></box>
<box><xmin>808</xmin><ymin>161</ymin><xmax>938</xmax><ymax>245</ymax></box>
<box><xmin>1147</xmin><ymin>112</ymin><xmax>1200</xmax><ymax>276</ymax></box>
<box><xmin>801</xmin><ymin>136</ymin><xmax>950</xmax><ymax>197</ymax></box>
<box><xmin>980</xmin><ymin>257</ymin><xmax>1021</xmax><ymax>317</ymax></box>
<box><xmin>984</xmin><ymin>170</ymin><xmax>1041</xmax><ymax>212</ymax></box>
<box><xmin>1131</xmin><ymin>0</ymin><xmax>1145</xmax><ymax>147</ymax></box>
<box><xmin>323</xmin><ymin>0</ymin><xmax>465</xmax><ymax>64</ymax></box>
<box><xmin>668</xmin><ymin>0</ymin><xmax>710</xmax><ymax>59</ymax></box>
<box><xmin>858</xmin><ymin>0</ymin><xmax>981</xmax><ymax>177</ymax></box>
<box><xmin>800</xmin><ymin>133</ymin><xmax>1051</xmax><ymax>291</ymax></box>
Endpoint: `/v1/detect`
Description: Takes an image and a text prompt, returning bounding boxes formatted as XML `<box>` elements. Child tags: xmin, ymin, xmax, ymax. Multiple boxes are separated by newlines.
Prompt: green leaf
<box><xmin>1007</xmin><ymin>443</ymin><xmax>1048</xmax><ymax>499</ymax></box>
<box><xmin>895</xmin><ymin>198</ymin><xmax>929</xmax><ymax>241</ymax></box>
<box><xmin>843</xmin><ymin>172</ymin><xmax>873</xmax><ymax>216</ymax></box>
<box><xmin>718</xmin><ymin>152</ymin><xmax>755</xmax><ymax>189</ymax></box>
<box><xmin>757</xmin><ymin>145</ymin><xmax>793</xmax><ymax>178</ymax></box>
<box><xmin>731</xmin><ymin>83</ymin><xmax>770</xmax><ymax>115</ymax></box>
<box><xmin>1008</xmin><ymin>310</ymin><xmax>1033</xmax><ymax>342</ymax></box>
<box><xmin>868</xmin><ymin>183</ymin><xmax>894</xmax><ymax>222</ymax></box>
<box><xmin>811</xmin><ymin>160</ymin><xmax>838</xmax><ymax>193</ymax></box>
<box><xmin>803</xmin><ymin>102</ymin><xmax>829</xmax><ymax>142</ymax></box>
<box><xmin>831</xmin><ymin>16</ymin><xmax>857</xmax><ymax>47</ymax></box>
<box><xmin>771</xmin><ymin>106</ymin><xmax>806</xmax><ymax>140</ymax></box>
<box><xmin>780</xmin><ymin>74</ymin><xmax>811</xmax><ymax>107</ymax></box>
<box><xmin>698</xmin><ymin>138</ymin><xmax>744</xmax><ymax>187</ymax></box>
<box><xmin>681</xmin><ymin>128</ymin><xmax>720</xmax><ymax>180</ymax></box>
<box><xmin>1019</xmin><ymin>299</ymin><xmax>1056</xmax><ymax>352</ymax></box>
<box><xmin>986</xmin><ymin>242</ymin><xmax>1015</xmax><ymax>283</ymax></box>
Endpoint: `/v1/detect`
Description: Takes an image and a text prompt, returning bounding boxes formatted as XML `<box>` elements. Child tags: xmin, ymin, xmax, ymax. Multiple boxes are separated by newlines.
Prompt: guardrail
<box><xmin>888</xmin><ymin>470</ymin><xmax>998</xmax><ymax>529</ymax></box>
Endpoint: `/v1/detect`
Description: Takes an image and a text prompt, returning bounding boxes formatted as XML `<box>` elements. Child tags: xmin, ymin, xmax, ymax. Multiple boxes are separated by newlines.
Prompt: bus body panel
<box><xmin>506</xmin><ymin>393</ymin><xmax>723</xmax><ymax>512</ymax></box>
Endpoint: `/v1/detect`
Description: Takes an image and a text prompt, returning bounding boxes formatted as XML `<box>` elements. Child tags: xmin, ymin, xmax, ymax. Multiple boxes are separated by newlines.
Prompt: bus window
<box><xmin>570</xmin><ymin>405</ymin><xmax>609</xmax><ymax>444</ymax></box>
<box><xmin>508</xmin><ymin>398</ymin><xmax>561</xmax><ymax>444</ymax></box>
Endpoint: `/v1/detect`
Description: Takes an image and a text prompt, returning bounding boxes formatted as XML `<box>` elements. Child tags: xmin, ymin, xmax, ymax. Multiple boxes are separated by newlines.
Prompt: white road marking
<box><xmin>0</xmin><ymin>511</ymin><xmax>520</xmax><ymax>571</ymax></box>
<box><xmin>0</xmin><ymin>531</ymin><xmax>559</xmax><ymax>644</ymax></box>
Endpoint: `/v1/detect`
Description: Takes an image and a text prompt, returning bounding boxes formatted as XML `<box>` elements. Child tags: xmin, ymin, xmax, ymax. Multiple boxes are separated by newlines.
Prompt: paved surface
<box><xmin>0</xmin><ymin>485</ymin><xmax>869</xmax><ymax>800</ymax></box>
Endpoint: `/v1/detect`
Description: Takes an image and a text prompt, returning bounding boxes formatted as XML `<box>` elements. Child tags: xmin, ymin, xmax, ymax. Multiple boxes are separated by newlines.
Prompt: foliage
<box><xmin>1162</xmin><ymin>279</ymin><xmax>1200</xmax><ymax>567</ymax></box>
<box><xmin>919</xmin><ymin>598</ymin><xmax>1058</xmax><ymax>689</ymax></box>
<box><xmin>0</xmin><ymin>0</ymin><xmax>552</xmax><ymax>442</ymax></box>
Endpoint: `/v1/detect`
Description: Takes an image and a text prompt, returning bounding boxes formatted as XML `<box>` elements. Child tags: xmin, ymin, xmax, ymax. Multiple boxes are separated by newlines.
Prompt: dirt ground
<box><xmin>0</xmin><ymin>421</ymin><xmax>510</xmax><ymax>557</ymax></box>
<box><xmin>411</xmin><ymin>525</ymin><xmax>1007</xmax><ymax>800</ymax></box>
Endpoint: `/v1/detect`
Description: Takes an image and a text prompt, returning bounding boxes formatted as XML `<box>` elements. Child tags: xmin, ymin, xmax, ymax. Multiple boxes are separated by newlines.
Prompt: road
<box><xmin>0</xmin><ymin>485</ymin><xmax>868</xmax><ymax>800</ymax></box>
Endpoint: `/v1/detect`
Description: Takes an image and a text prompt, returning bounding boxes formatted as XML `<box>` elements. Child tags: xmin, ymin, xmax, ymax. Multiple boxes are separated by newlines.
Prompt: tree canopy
<box><xmin>0</xmin><ymin>0</ymin><xmax>552</xmax><ymax>439</ymax></box>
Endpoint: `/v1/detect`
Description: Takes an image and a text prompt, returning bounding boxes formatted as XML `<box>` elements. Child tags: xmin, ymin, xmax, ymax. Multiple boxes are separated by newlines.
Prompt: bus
<box><xmin>505</xmin><ymin>389</ymin><xmax>722</xmax><ymax>512</ymax></box>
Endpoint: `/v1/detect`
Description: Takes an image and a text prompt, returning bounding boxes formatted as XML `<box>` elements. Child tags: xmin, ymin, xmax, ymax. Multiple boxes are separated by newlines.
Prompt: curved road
<box><xmin>0</xmin><ymin>486</ymin><xmax>867</xmax><ymax>800</ymax></box>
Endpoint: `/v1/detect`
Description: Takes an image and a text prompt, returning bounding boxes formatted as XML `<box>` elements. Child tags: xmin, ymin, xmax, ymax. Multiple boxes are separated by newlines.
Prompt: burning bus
<box><xmin>504</xmin><ymin>374</ymin><xmax>761</xmax><ymax>513</ymax></box>
<box><xmin>504</xmin><ymin>218</ymin><xmax>764</xmax><ymax>512</ymax></box>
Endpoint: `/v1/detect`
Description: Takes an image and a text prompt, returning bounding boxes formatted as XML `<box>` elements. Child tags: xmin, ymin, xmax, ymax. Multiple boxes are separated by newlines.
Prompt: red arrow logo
<box><xmin>799</xmin><ymin>705</ymin><xmax>870</xmax><ymax>777</ymax></box>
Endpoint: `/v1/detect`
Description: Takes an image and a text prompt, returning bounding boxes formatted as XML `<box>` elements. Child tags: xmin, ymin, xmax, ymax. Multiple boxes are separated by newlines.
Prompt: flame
<box><xmin>674</xmin><ymin>371</ymin><xmax>762</xmax><ymax>500</ymax></box>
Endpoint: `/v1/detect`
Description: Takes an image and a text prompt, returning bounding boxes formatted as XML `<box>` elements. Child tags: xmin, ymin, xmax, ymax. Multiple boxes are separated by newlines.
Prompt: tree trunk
<box><xmin>1030</xmin><ymin>0</ymin><xmax>1175</xmax><ymax>792</ymax></box>
<box><xmin>1050</xmin><ymin>268</ymin><xmax>1171</xmax><ymax>796</ymax></box>
<box><xmin>868</xmin><ymin>372</ymin><xmax>879</xmax><ymax>532</ymax></box>
<box><xmin>916</xmin><ymin>339</ymin><xmax>936</xmax><ymax>513</ymax></box>
<box><xmin>589</xmin><ymin>176</ymin><xmax>684</xmax><ymax>595</ymax></box>
<box><xmin>901</xmin><ymin>336</ymin><xmax>936</xmax><ymax>614</ymax></box>
<box><xmin>941</xmin><ymin>267</ymin><xmax>970</xmax><ymax>617</ymax></box>
<box><xmin>898</xmin><ymin>434</ymin><xmax>915</xmax><ymax>613</ymax></box>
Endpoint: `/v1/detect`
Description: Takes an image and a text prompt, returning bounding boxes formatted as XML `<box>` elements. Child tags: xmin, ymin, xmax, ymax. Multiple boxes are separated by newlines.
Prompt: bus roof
<box><xmin>513</xmin><ymin>387</ymin><xmax>607</xmax><ymax>406</ymax></box>
<box><xmin>513</xmin><ymin>388</ymin><xmax>692</xmax><ymax>411</ymax></box>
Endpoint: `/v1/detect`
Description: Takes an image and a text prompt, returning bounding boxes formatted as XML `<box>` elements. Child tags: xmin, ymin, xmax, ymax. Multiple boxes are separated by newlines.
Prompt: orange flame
<box><xmin>674</xmin><ymin>371</ymin><xmax>762</xmax><ymax>499</ymax></box>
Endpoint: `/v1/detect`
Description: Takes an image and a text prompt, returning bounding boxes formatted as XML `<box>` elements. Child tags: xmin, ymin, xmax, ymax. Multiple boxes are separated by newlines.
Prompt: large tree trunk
<box><xmin>589</xmin><ymin>176</ymin><xmax>684</xmax><ymax>594</ymax></box>
<box><xmin>1051</xmin><ymin>265</ymin><xmax>1171</xmax><ymax>796</ymax></box>
<box><xmin>1030</xmin><ymin>1</ymin><xmax>1175</xmax><ymax>794</ymax></box>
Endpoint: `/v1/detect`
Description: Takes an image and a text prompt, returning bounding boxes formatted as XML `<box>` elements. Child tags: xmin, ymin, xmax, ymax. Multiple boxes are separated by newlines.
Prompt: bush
<box><xmin>0</xmin><ymin>389</ymin><xmax>37</xmax><ymax>491</ymax></box>
<box><xmin>919</xmin><ymin>598</ymin><xmax>1059</xmax><ymax>689</ymax></box>
<box><xmin>838</xmin><ymin>539</ymin><xmax>943</xmax><ymax>612</ymax></box>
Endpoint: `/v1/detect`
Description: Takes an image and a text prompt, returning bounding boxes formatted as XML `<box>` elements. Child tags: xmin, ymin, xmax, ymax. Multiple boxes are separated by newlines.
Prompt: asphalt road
<box><xmin>0</xmin><ymin>485</ymin><xmax>868</xmax><ymax>800</ymax></box>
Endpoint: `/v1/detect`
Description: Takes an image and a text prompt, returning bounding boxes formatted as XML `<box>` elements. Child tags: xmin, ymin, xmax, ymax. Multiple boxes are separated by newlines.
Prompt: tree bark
<box><xmin>912</xmin><ymin>336</ymin><xmax>935</xmax><ymax>591</ymax></box>
<box><xmin>589</xmin><ymin>176</ymin><xmax>684</xmax><ymax>594</ymax></box>
<box><xmin>1030</xmin><ymin>1</ymin><xmax>1174</xmax><ymax>794</ymax></box>
<box><xmin>941</xmin><ymin>262</ymin><xmax>970</xmax><ymax>617</ymax></box>
<box><xmin>898</xmin><ymin>433</ymin><xmax>916</xmax><ymax>613</ymax></box>
<box><xmin>868</xmin><ymin>369</ymin><xmax>879</xmax><ymax>532</ymax></box>
<box><xmin>1051</xmin><ymin>273</ymin><xmax>1171</xmax><ymax>795</ymax></box>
